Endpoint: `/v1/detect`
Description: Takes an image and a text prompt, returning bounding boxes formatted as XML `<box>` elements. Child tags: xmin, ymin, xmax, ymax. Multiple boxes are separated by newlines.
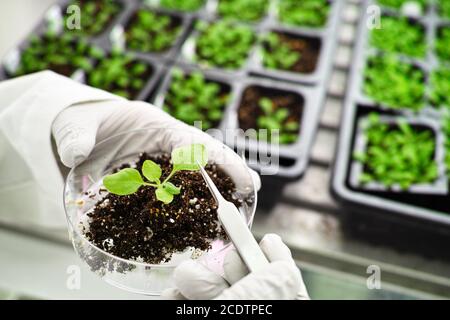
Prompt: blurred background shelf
<box><xmin>0</xmin><ymin>0</ymin><xmax>449</xmax><ymax>300</ymax></box>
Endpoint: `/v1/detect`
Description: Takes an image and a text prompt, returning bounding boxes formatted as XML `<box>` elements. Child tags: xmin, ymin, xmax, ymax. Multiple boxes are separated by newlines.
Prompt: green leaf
<box><xmin>172</xmin><ymin>143</ymin><xmax>208</xmax><ymax>171</ymax></box>
<box><xmin>103</xmin><ymin>168</ymin><xmax>144</xmax><ymax>195</ymax></box>
<box><xmin>142</xmin><ymin>160</ymin><xmax>162</xmax><ymax>183</ymax></box>
<box><xmin>155</xmin><ymin>186</ymin><xmax>174</xmax><ymax>204</ymax></box>
<box><xmin>163</xmin><ymin>181</ymin><xmax>181</xmax><ymax>195</ymax></box>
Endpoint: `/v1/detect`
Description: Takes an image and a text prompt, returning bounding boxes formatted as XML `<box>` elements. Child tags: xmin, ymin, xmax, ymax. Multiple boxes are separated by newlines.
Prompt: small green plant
<box><xmin>87</xmin><ymin>51</ymin><xmax>151</xmax><ymax>99</ymax></box>
<box><xmin>364</xmin><ymin>55</ymin><xmax>425</xmax><ymax>111</ymax></box>
<box><xmin>254</xmin><ymin>98</ymin><xmax>299</xmax><ymax>144</ymax></box>
<box><xmin>278</xmin><ymin>0</ymin><xmax>330</xmax><ymax>28</ymax></box>
<box><xmin>13</xmin><ymin>32</ymin><xmax>103</xmax><ymax>77</ymax></box>
<box><xmin>262</xmin><ymin>32</ymin><xmax>300</xmax><ymax>71</ymax></box>
<box><xmin>64</xmin><ymin>0</ymin><xmax>121</xmax><ymax>36</ymax></box>
<box><xmin>370</xmin><ymin>16</ymin><xmax>426</xmax><ymax>58</ymax></box>
<box><xmin>435</xmin><ymin>27</ymin><xmax>450</xmax><ymax>62</ymax></box>
<box><xmin>442</xmin><ymin>114</ymin><xmax>450</xmax><ymax>174</ymax></box>
<box><xmin>438</xmin><ymin>0</ymin><xmax>450</xmax><ymax>19</ymax></box>
<box><xmin>195</xmin><ymin>20</ymin><xmax>255</xmax><ymax>69</ymax></box>
<box><xmin>163</xmin><ymin>69</ymin><xmax>229</xmax><ymax>130</ymax></box>
<box><xmin>160</xmin><ymin>0</ymin><xmax>205</xmax><ymax>11</ymax></box>
<box><xmin>218</xmin><ymin>0</ymin><xmax>269</xmax><ymax>22</ymax></box>
<box><xmin>376</xmin><ymin>0</ymin><xmax>427</xmax><ymax>10</ymax></box>
<box><xmin>103</xmin><ymin>144</ymin><xmax>207</xmax><ymax>204</ymax></box>
<box><xmin>354</xmin><ymin>113</ymin><xmax>438</xmax><ymax>189</ymax></box>
<box><xmin>430</xmin><ymin>66</ymin><xmax>450</xmax><ymax>109</ymax></box>
<box><xmin>126</xmin><ymin>9</ymin><xmax>182</xmax><ymax>53</ymax></box>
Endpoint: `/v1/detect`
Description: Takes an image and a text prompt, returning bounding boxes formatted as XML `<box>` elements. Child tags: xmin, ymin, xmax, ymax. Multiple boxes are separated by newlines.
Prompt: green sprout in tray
<box><xmin>160</xmin><ymin>0</ymin><xmax>205</xmax><ymax>12</ymax></box>
<box><xmin>261</xmin><ymin>32</ymin><xmax>301</xmax><ymax>71</ymax></box>
<box><xmin>277</xmin><ymin>0</ymin><xmax>330</xmax><ymax>28</ymax></box>
<box><xmin>255</xmin><ymin>98</ymin><xmax>300</xmax><ymax>144</ymax></box>
<box><xmin>125</xmin><ymin>9</ymin><xmax>182</xmax><ymax>53</ymax></box>
<box><xmin>430</xmin><ymin>66</ymin><xmax>450</xmax><ymax>110</ymax></box>
<box><xmin>163</xmin><ymin>69</ymin><xmax>230</xmax><ymax>130</ymax></box>
<box><xmin>218</xmin><ymin>0</ymin><xmax>269</xmax><ymax>22</ymax></box>
<box><xmin>370</xmin><ymin>16</ymin><xmax>426</xmax><ymax>58</ymax></box>
<box><xmin>64</xmin><ymin>0</ymin><xmax>121</xmax><ymax>36</ymax></box>
<box><xmin>87</xmin><ymin>51</ymin><xmax>152</xmax><ymax>99</ymax></box>
<box><xmin>194</xmin><ymin>20</ymin><xmax>255</xmax><ymax>69</ymax></box>
<box><xmin>13</xmin><ymin>32</ymin><xmax>103</xmax><ymax>77</ymax></box>
<box><xmin>364</xmin><ymin>55</ymin><xmax>425</xmax><ymax>111</ymax></box>
<box><xmin>238</xmin><ymin>86</ymin><xmax>302</xmax><ymax>145</ymax></box>
<box><xmin>435</xmin><ymin>26</ymin><xmax>450</xmax><ymax>62</ymax></box>
<box><xmin>354</xmin><ymin>113</ymin><xmax>438</xmax><ymax>190</ymax></box>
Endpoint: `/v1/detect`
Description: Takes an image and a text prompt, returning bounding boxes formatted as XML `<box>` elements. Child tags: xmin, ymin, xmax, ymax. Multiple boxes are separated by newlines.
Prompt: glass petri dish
<box><xmin>64</xmin><ymin>128</ymin><xmax>257</xmax><ymax>295</ymax></box>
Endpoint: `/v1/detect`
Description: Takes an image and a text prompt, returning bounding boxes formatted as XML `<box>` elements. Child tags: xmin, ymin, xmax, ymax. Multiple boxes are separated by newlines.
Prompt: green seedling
<box><xmin>262</xmin><ymin>32</ymin><xmax>300</xmax><ymax>71</ymax></box>
<box><xmin>370</xmin><ymin>16</ymin><xmax>426</xmax><ymax>58</ymax></box>
<box><xmin>354</xmin><ymin>113</ymin><xmax>438</xmax><ymax>190</ymax></box>
<box><xmin>160</xmin><ymin>0</ymin><xmax>205</xmax><ymax>11</ymax></box>
<box><xmin>254</xmin><ymin>97</ymin><xmax>299</xmax><ymax>144</ymax></box>
<box><xmin>126</xmin><ymin>9</ymin><xmax>181</xmax><ymax>53</ymax></box>
<box><xmin>435</xmin><ymin>27</ymin><xmax>450</xmax><ymax>62</ymax></box>
<box><xmin>218</xmin><ymin>0</ymin><xmax>269</xmax><ymax>22</ymax></box>
<box><xmin>103</xmin><ymin>144</ymin><xmax>208</xmax><ymax>204</ymax></box>
<box><xmin>13</xmin><ymin>32</ymin><xmax>103</xmax><ymax>77</ymax></box>
<box><xmin>430</xmin><ymin>66</ymin><xmax>450</xmax><ymax>110</ymax></box>
<box><xmin>438</xmin><ymin>0</ymin><xmax>450</xmax><ymax>19</ymax></box>
<box><xmin>364</xmin><ymin>55</ymin><xmax>425</xmax><ymax>111</ymax></box>
<box><xmin>195</xmin><ymin>20</ymin><xmax>255</xmax><ymax>69</ymax></box>
<box><xmin>87</xmin><ymin>51</ymin><xmax>151</xmax><ymax>99</ymax></box>
<box><xmin>64</xmin><ymin>0</ymin><xmax>121</xmax><ymax>36</ymax></box>
<box><xmin>376</xmin><ymin>0</ymin><xmax>427</xmax><ymax>10</ymax></box>
<box><xmin>442</xmin><ymin>113</ymin><xmax>450</xmax><ymax>175</ymax></box>
<box><xmin>278</xmin><ymin>0</ymin><xmax>330</xmax><ymax>28</ymax></box>
<box><xmin>163</xmin><ymin>69</ymin><xmax>229</xmax><ymax>130</ymax></box>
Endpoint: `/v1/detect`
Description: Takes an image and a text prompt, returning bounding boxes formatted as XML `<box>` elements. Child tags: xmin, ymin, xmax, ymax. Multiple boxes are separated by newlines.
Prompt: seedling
<box><xmin>438</xmin><ymin>0</ymin><xmax>450</xmax><ymax>19</ymax></box>
<box><xmin>376</xmin><ymin>0</ymin><xmax>427</xmax><ymax>10</ymax></box>
<box><xmin>370</xmin><ymin>16</ymin><xmax>426</xmax><ymax>58</ymax></box>
<box><xmin>430</xmin><ymin>66</ymin><xmax>450</xmax><ymax>110</ymax></box>
<box><xmin>195</xmin><ymin>20</ymin><xmax>255</xmax><ymax>69</ymax></box>
<box><xmin>254</xmin><ymin>97</ymin><xmax>299</xmax><ymax>144</ymax></box>
<box><xmin>160</xmin><ymin>0</ymin><xmax>205</xmax><ymax>11</ymax></box>
<box><xmin>103</xmin><ymin>144</ymin><xmax>207</xmax><ymax>204</ymax></box>
<box><xmin>87</xmin><ymin>51</ymin><xmax>151</xmax><ymax>99</ymax></box>
<box><xmin>262</xmin><ymin>32</ymin><xmax>300</xmax><ymax>71</ymax></box>
<box><xmin>278</xmin><ymin>0</ymin><xmax>330</xmax><ymax>28</ymax></box>
<box><xmin>364</xmin><ymin>55</ymin><xmax>425</xmax><ymax>111</ymax></box>
<box><xmin>218</xmin><ymin>0</ymin><xmax>269</xmax><ymax>22</ymax></box>
<box><xmin>354</xmin><ymin>113</ymin><xmax>438</xmax><ymax>189</ymax></box>
<box><xmin>64</xmin><ymin>0</ymin><xmax>121</xmax><ymax>36</ymax></box>
<box><xmin>13</xmin><ymin>32</ymin><xmax>103</xmax><ymax>77</ymax></box>
<box><xmin>126</xmin><ymin>9</ymin><xmax>182</xmax><ymax>53</ymax></box>
<box><xmin>163</xmin><ymin>69</ymin><xmax>229</xmax><ymax>130</ymax></box>
<box><xmin>435</xmin><ymin>27</ymin><xmax>450</xmax><ymax>62</ymax></box>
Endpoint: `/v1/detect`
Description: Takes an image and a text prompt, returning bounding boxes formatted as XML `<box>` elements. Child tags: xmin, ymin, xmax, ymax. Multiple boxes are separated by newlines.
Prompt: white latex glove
<box><xmin>52</xmin><ymin>100</ymin><xmax>260</xmax><ymax>192</ymax></box>
<box><xmin>161</xmin><ymin>234</ymin><xmax>310</xmax><ymax>300</ymax></box>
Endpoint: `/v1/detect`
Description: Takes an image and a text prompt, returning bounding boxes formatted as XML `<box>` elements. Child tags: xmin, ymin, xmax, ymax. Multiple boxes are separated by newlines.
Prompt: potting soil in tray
<box><xmin>83</xmin><ymin>153</ymin><xmax>246</xmax><ymax>265</ymax></box>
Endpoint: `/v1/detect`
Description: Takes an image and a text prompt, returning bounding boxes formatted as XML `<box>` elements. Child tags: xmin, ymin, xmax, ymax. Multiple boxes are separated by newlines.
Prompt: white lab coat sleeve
<box><xmin>0</xmin><ymin>71</ymin><xmax>123</xmax><ymax>229</ymax></box>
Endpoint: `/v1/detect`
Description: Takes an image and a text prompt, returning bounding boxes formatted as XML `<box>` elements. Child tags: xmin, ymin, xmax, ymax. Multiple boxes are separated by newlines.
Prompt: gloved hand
<box><xmin>161</xmin><ymin>234</ymin><xmax>310</xmax><ymax>300</ymax></box>
<box><xmin>51</xmin><ymin>100</ymin><xmax>260</xmax><ymax>192</ymax></box>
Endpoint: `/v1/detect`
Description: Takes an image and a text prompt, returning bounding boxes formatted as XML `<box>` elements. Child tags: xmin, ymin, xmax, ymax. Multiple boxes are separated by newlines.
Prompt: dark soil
<box><xmin>238</xmin><ymin>85</ymin><xmax>303</xmax><ymax>132</ymax></box>
<box><xmin>83</xmin><ymin>153</ymin><xmax>246</xmax><ymax>265</ymax></box>
<box><xmin>266</xmin><ymin>32</ymin><xmax>321</xmax><ymax>74</ymax></box>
